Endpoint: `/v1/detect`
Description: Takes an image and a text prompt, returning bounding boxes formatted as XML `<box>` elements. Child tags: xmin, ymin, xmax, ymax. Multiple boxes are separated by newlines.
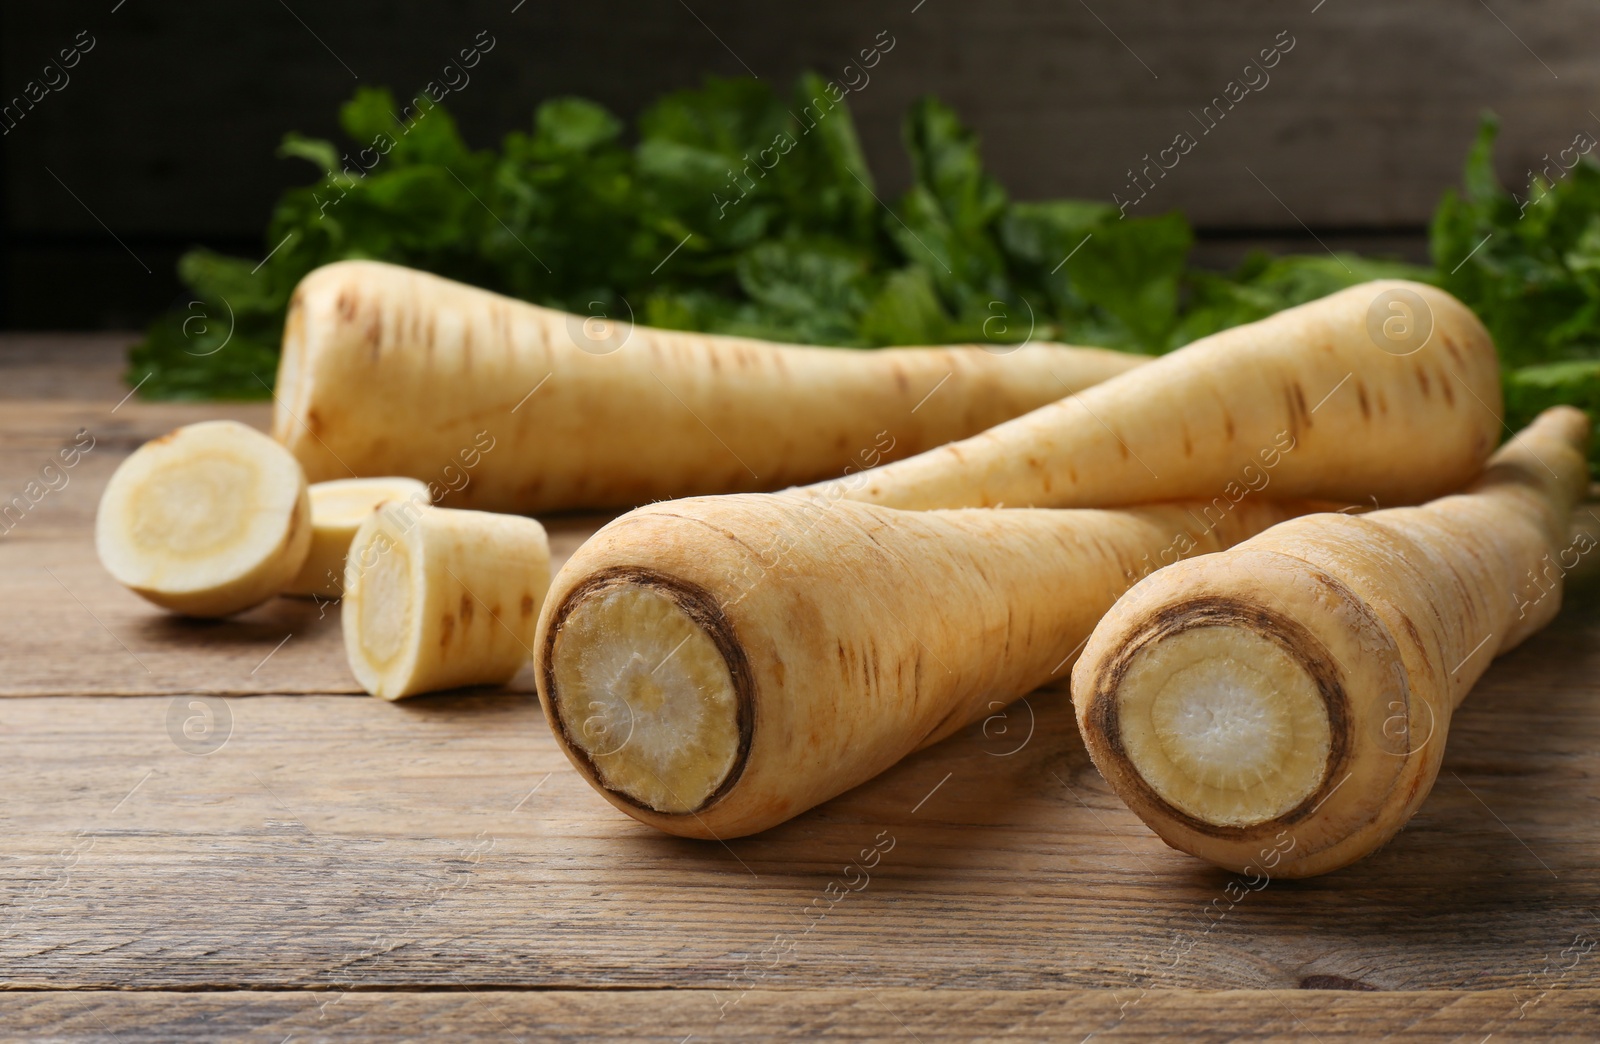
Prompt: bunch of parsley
<box><xmin>1433</xmin><ymin>115</ymin><xmax>1600</xmax><ymax>463</ymax></box>
<box><xmin>129</xmin><ymin>75</ymin><xmax>1413</xmax><ymax>400</ymax></box>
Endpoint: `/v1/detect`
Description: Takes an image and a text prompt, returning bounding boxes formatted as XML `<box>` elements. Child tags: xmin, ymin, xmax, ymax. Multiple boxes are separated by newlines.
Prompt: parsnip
<box><xmin>273</xmin><ymin>260</ymin><xmax>1147</xmax><ymax>513</ymax></box>
<box><xmin>343</xmin><ymin>502</ymin><xmax>550</xmax><ymax>700</ymax></box>
<box><xmin>1566</xmin><ymin>496</ymin><xmax>1600</xmax><ymax>588</ymax></box>
<box><xmin>534</xmin><ymin>491</ymin><xmax>1313</xmax><ymax>838</ymax></box>
<box><xmin>284</xmin><ymin>477</ymin><xmax>430</xmax><ymax>598</ymax></box>
<box><xmin>807</xmin><ymin>281</ymin><xmax>1502</xmax><ymax>510</ymax></box>
<box><xmin>96</xmin><ymin>420</ymin><xmax>311</xmax><ymax>617</ymax></box>
<box><xmin>1073</xmin><ymin>407</ymin><xmax>1590</xmax><ymax>878</ymax></box>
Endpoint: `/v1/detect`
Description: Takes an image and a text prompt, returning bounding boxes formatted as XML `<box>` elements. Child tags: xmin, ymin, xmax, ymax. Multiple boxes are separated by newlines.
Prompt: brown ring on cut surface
<box><xmin>1084</xmin><ymin>595</ymin><xmax>1355</xmax><ymax>842</ymax></box>
<box><xmin>541</xmin><ymin>566</ymin><xmax>756</xmax><ymax>816</ymax></box>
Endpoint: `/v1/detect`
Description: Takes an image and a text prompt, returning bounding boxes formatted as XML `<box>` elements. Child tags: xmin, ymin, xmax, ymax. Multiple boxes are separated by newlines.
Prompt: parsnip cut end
<box><xmin>342</xmin><ymin>514</ymin><xmax>423</xmax><ymax>700</ymax></box>
<box><xmin>1115</xmin><ymin>625</ymin><xmax>1332</xmax><ymax>828</ymax></box>
<box><xmin>95</xmin><ymin>420</ymin><xmax>311</xmax><ymax>617</ymax></box>
<box><xmin>284</xmin><ymin>477</ymin><xmax>430</xmax><ymax>598</ymax></box>
<box><xmin>548</xmin><ymin>580</ymin><xmax>743</xmax><ymax>815</ymax></box>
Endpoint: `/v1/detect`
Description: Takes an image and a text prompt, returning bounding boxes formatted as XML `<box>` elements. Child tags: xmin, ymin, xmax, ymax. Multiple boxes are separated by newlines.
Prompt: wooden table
<box><xmin>3</xmin><ymin>337</ymin><xmax>1598</xmax><ymax>1041</ymax></box>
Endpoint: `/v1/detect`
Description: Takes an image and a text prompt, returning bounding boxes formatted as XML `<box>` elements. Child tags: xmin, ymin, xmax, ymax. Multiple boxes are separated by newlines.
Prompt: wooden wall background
<box><xmin>4</xmin><ymin>0</ymin><xmax>1597</xmax><ymax>328</ymax></box>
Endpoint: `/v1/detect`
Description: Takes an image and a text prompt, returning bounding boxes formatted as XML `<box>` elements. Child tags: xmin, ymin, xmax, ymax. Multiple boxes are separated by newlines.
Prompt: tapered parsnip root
<box><xmin>96</xmin><ymin>420</ymin><xmax>311</xmax><ymax>617</ymax></box>
<box><xmin>1073</xmin><ymin>407</ymin><xmax>1591</xmax><ymax>878</ymax></box>
<box><xmin>273</xmin><ymin>261</ymin><xmax>1147</xmax><ymax>512</ymax></box>
<box><xmin>283</xmin><ymin>477</ymin><xmax>431</xmax><ymax>598</ymax></box>
<box><xmin>535</xmin><ymin>491</ymin><xmax>1315</xmax><ymax>838</ymax></box>
<box><xmin>343</xmin><ymin>503</ymin><xmax>551</xmax><ymax>700</ymax></box>
<box><xmin>808</xmin><ymin>281</ymin><xmax>1501</xmax><ymax>510</ymax></box>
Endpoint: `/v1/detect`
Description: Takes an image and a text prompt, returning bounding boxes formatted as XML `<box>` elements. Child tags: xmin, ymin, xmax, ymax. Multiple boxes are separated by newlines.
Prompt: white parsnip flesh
<box><xmin>1073</xmin><ymin>407</ymin><xmax>1591</xmax><ymax>878</ymax></box>
<box><xmin>273</xmin><ymin>260</ymin><xmax>1148</xmax><ymax>512</ymax></box>
<box><xmin>96</xmin><ymin>420</ymin><xmax>311</xmax><ymax>617</ymax></box>
<box><xmin>807</xmin><ymin>280</ymin><xmax>1502</xmax><ymax>510</ymax></box>
<box><xmin>343</xmin><ymin>503</ymin><xmax>551</xmax><ymax>700</ymax></box>
<box><xmin>284</xmin><ymin>477</ymin><xmax>430</xmax><ymax>598</ymax></box>
<box><xmin>535</xmin><ymin>491</ymin><xmax>1314</xmax><ymax>838</ymax></box>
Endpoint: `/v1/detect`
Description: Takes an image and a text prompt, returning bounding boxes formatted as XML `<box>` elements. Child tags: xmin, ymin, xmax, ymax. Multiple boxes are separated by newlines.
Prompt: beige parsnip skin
<box><xmin>343</xmin><ymin>503</ymin><xmax>551</xmax><ymax>700</ymax></box>
<box><xmin>1073</xmin><ymin>407</ymin><xmax>1591</xmax><ymax>879</ymax></box>
<box><xmin>807</xmin><ymin>280</ymin><xmax>1502</xmax><ymax>510</ymax></box>
<box><xmin>535</xmin><ymin>491</ymin><xmax>1312</xmax><ymax>839</ymax></box>
<box><xmin>272</xmin><ymin>260</ymin><xmax>1148</xmax><ymax>513</ymax></box>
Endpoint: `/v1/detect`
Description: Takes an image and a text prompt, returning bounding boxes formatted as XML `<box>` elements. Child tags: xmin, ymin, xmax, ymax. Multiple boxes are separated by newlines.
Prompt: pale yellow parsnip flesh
<box><xmin>127</xmin><ymin>454</ymin><xmax>258</xmax><ymax>560</ymax></box>
<box><xmin>1116</xmin><ymin>625</ymin><xmax>1332</xmax><ymax>828</ymax></box>
<box><xmin>356</xmin><ymin>535</ymin><xmax>414</xmax><ymax>670</ymax></box>
<box><xmin>549</xmin><ymin>583</ymin><xmax>741</xmax><ymax>815</ymax></box>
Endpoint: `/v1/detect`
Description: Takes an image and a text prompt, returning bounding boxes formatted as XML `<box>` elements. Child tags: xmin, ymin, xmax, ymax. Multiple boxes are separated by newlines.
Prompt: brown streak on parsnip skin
<box><xmin>1083</xmin><ymin>595</ymin><xmax>1354</xmax><ymax>843</ymax></box>
<box><xmin>541</xmin><ymin>566</ymin><xmax>756</xmax><ymax>818</ymax></box>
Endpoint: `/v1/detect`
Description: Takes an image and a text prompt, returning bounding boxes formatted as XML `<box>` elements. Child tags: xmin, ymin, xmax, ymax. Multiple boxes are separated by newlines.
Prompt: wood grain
<box><xmin>4</xmin><ymin>989</ymin><xmax>1599</xmax><ymax>1042</ymax></box>
<box><xmin>3</xmin><ymin>588</ymin><xmax>1598</xmax><ymax>995</ymax></box>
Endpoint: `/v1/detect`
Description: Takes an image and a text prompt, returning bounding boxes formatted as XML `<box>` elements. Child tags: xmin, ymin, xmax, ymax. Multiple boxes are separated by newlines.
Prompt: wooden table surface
<box><xmin>3</xmin><ymin>337</ymin><xmax>1598</xmax><ymax>1041</ymax></box>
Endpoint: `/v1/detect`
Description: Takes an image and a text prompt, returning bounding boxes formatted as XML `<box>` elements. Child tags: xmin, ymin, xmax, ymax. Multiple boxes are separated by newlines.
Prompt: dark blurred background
<box><xmin>4</xmin><ymin>0</ymin><xmax>1597</xmax><ymax>330</ymax></box>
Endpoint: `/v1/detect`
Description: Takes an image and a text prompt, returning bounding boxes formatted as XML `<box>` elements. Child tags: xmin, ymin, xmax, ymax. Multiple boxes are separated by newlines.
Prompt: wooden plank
<box><xmin>4</xmin><ymin>988</ymin><xmax>1598</xmax><ymax>1041</ymax></box>
<box><xmin>0</xmin><ymin>523</ymin><xmax>602</xmax><ymax>697</ymax></box>
<box><xmin>0</xmin><ymin>334</ymin><xmax>131</xmax><ymax>402</ymax></box>
<box><xmin>2</xmin><ymin>588</ymin><xmax>1597</xmax><ymax>993</ymax></box>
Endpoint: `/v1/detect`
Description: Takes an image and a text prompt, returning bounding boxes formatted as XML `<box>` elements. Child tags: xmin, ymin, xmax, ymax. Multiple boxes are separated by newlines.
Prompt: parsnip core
<box><xmin>128</xmin><ymin>453</ymin><xmax>257</xmax><ymax>560</ymax></box>
<box><xmin>549</xmin><ymin>582</ymin><xmax>741</xmax><ymax>814</ymax></box>
<box><xmin>356</xmin><ymin>537</ymin><xmax>413</xmax><ymax>670</ymax></box>
<box><xmin>1115</xmin><ymin>626</ymin><xmax>1331</xmax><ymax>828</ymax></box>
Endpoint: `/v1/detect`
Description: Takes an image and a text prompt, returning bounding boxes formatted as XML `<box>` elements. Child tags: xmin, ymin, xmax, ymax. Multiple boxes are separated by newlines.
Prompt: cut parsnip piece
<box><xmin>807</xmin><ymin>280</ymin><xmax>1502</xmax><ymax>510</ymax></box>
<box><xmin>1074</xmin><ymin>407</ymin><xmax>1591</xmax><ymax>878</ymax></box>
<box><xmin>95</xmin><ymin>419</ymin><xmax>311</xmax><ymax>617</ymax></box>
<box><xmin>283</xmin><ymin>477</ymin><xmax>431</xmax><ymax>598</ymax></box>
<box><xmin>536</xmin><ymin>491</ymin><xmax>1315</xmax><ymax>838</ymax></box>
<box><xmin>274</xmin><ymin>260</ymin><xmax>1148</xmax><ymax>513</ymax></box>
<box><xmin>343</xmin><ymin>503</ymin><xmax>551</xmax><ymax>700</ymax></box>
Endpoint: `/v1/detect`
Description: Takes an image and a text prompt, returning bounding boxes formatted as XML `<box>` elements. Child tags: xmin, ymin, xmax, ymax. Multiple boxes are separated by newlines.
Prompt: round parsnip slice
<box><xmin>96</xmin><ymin>419</ymin><xmax>312</xmax><ymax>617</ymax></box>
<box><xmin>283</xmin><ymin>477</ymin><xmax>430</xmax><ymax>598</ymax></box>
<box><xmin>343</xmin><ymin>503</ymin><xmax>551</xmax><ymax>700</ymax></box>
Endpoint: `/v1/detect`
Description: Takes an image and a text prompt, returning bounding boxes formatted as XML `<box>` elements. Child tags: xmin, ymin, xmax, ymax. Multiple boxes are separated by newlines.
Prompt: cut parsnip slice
<box><xmin>95</xmin><ymin>419</ymin><xmax>311</xmax><ymax>617</ymax></box>
<box><xmin>283</xmin><ymin>477</ymin><xmax>431</xmax><ymax>598</ymax></box>
<box><xmin>343</xmin><ymin>503</ymin><xmax>551</xmax><ymax>700</ymax></box>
